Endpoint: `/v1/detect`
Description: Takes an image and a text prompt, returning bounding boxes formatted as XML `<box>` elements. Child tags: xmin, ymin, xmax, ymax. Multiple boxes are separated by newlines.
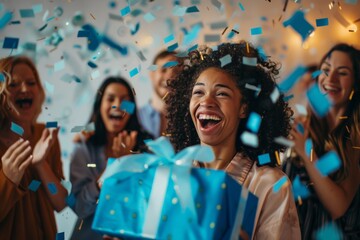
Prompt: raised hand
<box><xmin>112</xmin><ymin>130</ymin><xmax>138</xmax><ymax>158</ymax></box>
<box><xmin>73</xmin><ymin>130</ymin><xmax>94</xmax><ymax>143</ymax></box>
<box><xmin>289</xmin><ymin>116</ymin><xmax>310</xmax><ymax>160</ymax></box>
<box><xmin>1</xmin><ymin>138</ymin><xmax>33</xmax><ymax>185</ymax></box>
<box><xmin>32</xmin><ymin>128</ymin><xmax>59</xmax><ymax>167</ymax></box>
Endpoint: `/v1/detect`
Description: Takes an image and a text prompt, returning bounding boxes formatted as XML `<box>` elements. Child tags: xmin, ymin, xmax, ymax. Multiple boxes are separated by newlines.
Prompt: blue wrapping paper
<box><xmin>92</xmin><ymin>137</ymin><xmax>258</xmax><ymax>240</ymax></box>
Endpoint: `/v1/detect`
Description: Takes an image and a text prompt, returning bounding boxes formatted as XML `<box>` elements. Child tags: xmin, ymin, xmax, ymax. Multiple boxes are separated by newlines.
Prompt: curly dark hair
<box><xmin>166</xmin><ymin>41</ymin><xmax>293</xmax><ymax>165</ymax></box>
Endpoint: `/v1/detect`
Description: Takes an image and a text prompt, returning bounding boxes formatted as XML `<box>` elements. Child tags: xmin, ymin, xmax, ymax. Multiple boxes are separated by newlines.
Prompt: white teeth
<box><xmin>198</xmin><ymin>114</ymin><xmax>221</xmax><ymax>121</ymax></box>
<box><xmin>324</xmin><ymin>85</ymin><xmax>339</xmax><ymax>91</ymax></box>
<box><xmin>110</xmin><ymin>112</ymin><xmax>123</xmax><ymax>117</ymax></box>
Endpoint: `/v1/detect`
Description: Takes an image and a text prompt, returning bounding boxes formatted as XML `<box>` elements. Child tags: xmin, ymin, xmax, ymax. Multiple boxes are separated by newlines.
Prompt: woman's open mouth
<box><xmin>15</xmin><ymin>98</ymin><xmax>33</xmax><ymax>109</ymax></box>
<box><xmin>197</xmin><ymin>113</ymin><xmax>223</xmax><ymax>133</ymax></box>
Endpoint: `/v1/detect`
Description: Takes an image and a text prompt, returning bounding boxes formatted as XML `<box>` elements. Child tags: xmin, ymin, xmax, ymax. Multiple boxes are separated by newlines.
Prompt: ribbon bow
<box><xmin>99</xmin><ymin>136</ymin><xmax>214</xmax><ymax>239</ymax></box>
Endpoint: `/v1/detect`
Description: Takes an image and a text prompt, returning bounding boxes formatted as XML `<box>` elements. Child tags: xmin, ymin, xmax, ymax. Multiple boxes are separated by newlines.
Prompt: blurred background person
<box><xmin>138</xmin><ymin>50</ymin><xmax>183</xmax><ymax>138</ymax></box>
<box><xmin>287</xmin><ymin>43</ymin><xmax>360</xmax><ymax>239</ymax></box>
<box><xmin>70</xmin><ymin>76</ymin><xmax>152</xmax><ymax>240</ymax></box>
<box><xmin>0</xmin><ymin>56</ymin><xmax>67</xmax><ymax>239</ymax></box>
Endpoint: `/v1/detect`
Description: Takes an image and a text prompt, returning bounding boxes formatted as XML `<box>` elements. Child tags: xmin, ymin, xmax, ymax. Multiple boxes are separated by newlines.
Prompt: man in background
<box><xmin>138</xmin><ymin>50</ymin><xmax>182</xmax><ymax>138</ymax></box>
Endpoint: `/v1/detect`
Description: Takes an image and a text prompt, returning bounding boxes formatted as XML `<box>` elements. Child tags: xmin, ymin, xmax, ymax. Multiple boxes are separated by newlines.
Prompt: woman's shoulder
<box><xmin>252</xmin><ymin>164</ymin><xmax>289</xmax><ymax>186</ymax></box>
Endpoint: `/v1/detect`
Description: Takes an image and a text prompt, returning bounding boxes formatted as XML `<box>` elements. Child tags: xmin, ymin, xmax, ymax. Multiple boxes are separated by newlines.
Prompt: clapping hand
<box><xmin>32</xmin><ymin>128</ymin><xmax>59</xmax><ymax>167</ymax></box>
<box><xmin>289</xmin><ymin>116</ymin><xmax>310</xmax><ymax>160</ymax></box>
<box><xmin>1</xmin><ymin>139</ymin><xmax>33</xmax><ymax>185</ymax></box>
<box><xmin>112</xmin><ymin>130</ymin><xmax>138</xmax><ymax>158</ymax></box>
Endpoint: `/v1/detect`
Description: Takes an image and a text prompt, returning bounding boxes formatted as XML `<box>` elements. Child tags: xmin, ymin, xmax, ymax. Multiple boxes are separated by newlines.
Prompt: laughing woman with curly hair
<box><xmin>165</xmin><ymin>41</ymin><xmax>301</xmax><ymax>239</ymax></box>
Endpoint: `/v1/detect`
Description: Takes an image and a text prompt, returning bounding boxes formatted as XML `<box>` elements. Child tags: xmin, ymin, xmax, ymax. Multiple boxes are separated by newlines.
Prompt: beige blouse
<box><xmin>225</xmin><ymin>152</ymin><xmax>301</xmax><ymax>240</ymax></box>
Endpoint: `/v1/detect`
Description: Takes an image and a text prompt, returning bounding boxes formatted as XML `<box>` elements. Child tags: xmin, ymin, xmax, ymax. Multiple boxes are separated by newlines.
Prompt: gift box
<box><xmin>92</xmin><ymin>137</ymin><xmax>258</xmax><ymax>240</ymax></box>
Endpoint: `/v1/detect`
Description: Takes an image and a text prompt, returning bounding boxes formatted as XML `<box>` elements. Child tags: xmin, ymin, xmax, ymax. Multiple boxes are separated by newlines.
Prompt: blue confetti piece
<box><xmin>258</xmin><ymin>153</ymin><xmax>271</xmax><ymax>165</ymax></box>
<box><xmin>3</xmin><ymin>37</ymin><xmax>19</xmax><ymax>49</ymax></box>
<box><xmin>48</xmin><ymin>182</ymin><xmax>58</xmax><ymax>195</ymax></box>
<box><xmin>143</xmin><ymin>12</ymin><xmax>156</xmax><ymax>22</ymax></box>
<box><xmin>102</xmin><ymin>34</ymin><xmax>128</xmax><ymax>55</ymax></box>
<box><xmin>316</xmin><ymin>18</ymin><xmax>329</xmax><ymax>27</ymax></box>
<box><xmin>19</xmin><ymin>9</ymin><xmax>35</xmax><ymax>18</ymax></box>
<box><xmin>227</xmin><ymin>24</ymin><xmax>239</xmax><ymax>40</ymax></box>
<box><xmin>243</xmin><ymin>56</ymin><xmax>257</xmax><ymax>66</ymax></box>
<box><xmin>240</xmin><ymin>131</ymin><xmax>258</xmax><ymax>148</ymax></box>
<box><xmin>311</xmin><ymin>70</ymin><xmax>322</xmax><ymax>79</ymax></box>
<box><xmin>238</xmin><ymin>2</ymin><xmax>245</xmax><ymax>11</ymax></box>
<box><xmin>187</xmin><ymin>44</ymin><xmax>198</xmax><ymax>52</ymax></box>
<box><xmin>284</xmin><ymin>94</ymin><xmax>294</xmax><ymax>102</ymax></box>
<box><xmin>87</xmin><ymin>61</ymin><xmax>97</xmax><ymax>68</ymax></box>
<box><xmin>204</xmin><ymin>34</ymin><xmax>220</xmax><ymax>42</ymax></box>
<box><xmin>297</xmin><ymin>123</ymin><xmax>304</xmax><ymax>134</ymax></box>
<box><xmin>120</xmin><ymin>6</ymin><xmax>131</xmax><ymax>16</ymax></box>
<box><xmin>315</xmin><ymin>222</ymin><xmax>342</xmax><ymax>240</ymax></box>
<box><xmin>79</xmin><ymin>25</ymin><xmax>101</xmax><ymax>51</ymax></box>
<box><xmin>167</xmin><ymin>42</ymin><xmax>178</xmax><ymax>51</ymax></box>
<box><xmin>46</xmin><ymin>121</ymin><xmax>58</xmax><ymax>128</ymax></box>
<box><xmin>183</xmin><ymin>23</ymin><xmax>202</xmax><ymax>46</ymax></box>
<box><xmin>28</xmin><ymin>180</ymin><xmax>41</xmax><ymax>192</ymax></box>
<box><xmin>186</xmin><ymin>6</ymin><xmax>200</xmax><ymax>13</ymax></box>
<box><xmin>56</xmin><ymin>232</ymin><xmax>65</xmax><ymax>240</ymax></box>
<box><xmin>257</xmin><ymin>45</ymin><xmax>268</xmax><ymax>61</ymax></box>
<box><xmin>250</xmin><ymin>27</ymin><xmax>262</xmax><ymax>35</ymax></box>
<box><xmin>109</xmin><ymin>1</ymin><xmax>117</xmax><ymax>8</ymax></box>
<box><xmin>129</xmin><ymin>68</ymin><xmax>139</xmax><ymax>77</ymax></box>
<box><xmin>54</xmin><ymin>60</ymin><xmax>65</xmax><ymax>72</ymax></box>
<box><xmin>10</xmin><ymin>20</ymin><xmax>21</xmax><ymax>25</ymax></box>
<box><xmin>292</xmin><ymin>175</ymin><xmax>310</xmax><ymax>199</ymax></box>
<box><xmin>261</xmin><ymin>16</ymin><xmax>268</xmax><ymax>21</ymax></box>
<box><xmin>77</xmin><ymin>29</ymin><xmax>98</xmax><ymax>50</ymax></box>
<box><xmin>172</xmin><ymin>5</ymin><xmax>187</xmax><ymax>16</ymax></box>
<box><xmin>164</xmin><ymin>34</ymin><xmax>175</xmax><ymax>44</ymax></box>
<box><xmin>315</xmin><ymin>151</ymin><xmax>342</xmax><ymax>177</ymax></box>
<box><xmin>273</xmin><ymin>176</ymin><xmax>288</xmax><ymax>193</ymax></box>
<box><xmin>120</xmin><ymin>100</ymin><xmax>135</xmax><ymax>115</ymax></box>
<box><xmin>32</xmin><ymin>4</ymin><xmax>43</xmax><ymax>14</ymax></box>
<box><xmin>306</xmin><ymin>84</ymin><xmax>331</xmax><ymax>117</ymax></box>
<box><xmin>38</xmin><ymin>23</ymin><xmax>47</xmax><ymax>31</ymax></box>
<box><xmin>220</xmin><ymin>54</ymin><xmax>232</xmax><ymax>67</ymax></box>
<box><xmin>246</xmin><ymin>112</ymin><xmax>262</xmax><ymax>133</ymax></box>
<box><xmin>11</xmin><ymin>122</ymin><xmax>24</xmax><ymax>136</ymax></box>
<box><xmin>305</xmin><ymin>138</ymin><xmax>312</xmax><ymax>157</ymax></box>
<box><xmin>278</xmin><ymin>65</ymin><xmax>307</xmax><ymax>93</ymax></box>
<box><xmin>210</xmin><ymin>21</ymin><xmax>227</xmax><ymax>30</ymax></box>
<box><xmin>283</xmin><ymin>10</ymin><xmax>314</xmax><ymax>42</ymax></box>
<box><xmin>66</xmin><ymin>193</ymin><xmax>76</xmax><ymax>208</ymax></box>
<box><xmin>0</xmin><ymin>11</ymin><xmax>13</xmax><ymax>29</ymax></box>
<box><xmin>0</xmin><ymin>72</ymin><xmax>5</xmax><ymax>82</ymax></box>
<box><xmin>162</xmin><ymin>61</ymin><xmax>179</xmax><ymax>68</ymax></box>
<box><xmin>211</xmin><ymin>0</ymin><xmax>222</xmax><ymax>10</ymax></box>
<box><xmin>131</xmin><ymin>9</ymin><xmax>143</xmax><ymax>17</ymax></box>
<box><xmin>130</xmin><ymin>22</ymin><xmax>140</xmax><ymax>35</ymax></box>
<box><xmin>46</xmin><ymin>16</ymin><xmax>56</xmax><ymax>22</ymax></box>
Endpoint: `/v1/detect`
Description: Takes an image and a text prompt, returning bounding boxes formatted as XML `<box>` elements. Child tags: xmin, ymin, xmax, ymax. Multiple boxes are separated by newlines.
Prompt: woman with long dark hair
<box><xmin>70</xmin><ymin>76</ymin><xmax>152</xmax><ymax>240</ymax></box>
<box><xmin>289</xmin><ymin>43</ymin><xmax>360</xmax><ymax>239</ymax></box>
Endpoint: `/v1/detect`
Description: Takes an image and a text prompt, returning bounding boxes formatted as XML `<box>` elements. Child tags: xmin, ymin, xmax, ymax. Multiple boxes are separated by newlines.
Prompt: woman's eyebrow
<box><xmin>215</xmin><ymin>83</ymin><xmax>231</xmax><ymax>90</ymax></box>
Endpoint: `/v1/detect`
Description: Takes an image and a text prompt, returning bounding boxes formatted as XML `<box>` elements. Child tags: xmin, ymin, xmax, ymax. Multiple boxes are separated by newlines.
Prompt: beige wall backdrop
<box><xmin>1</xmin><ymin>0</ymin><xmax>360</xmax><ymax>238</ymax></box>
